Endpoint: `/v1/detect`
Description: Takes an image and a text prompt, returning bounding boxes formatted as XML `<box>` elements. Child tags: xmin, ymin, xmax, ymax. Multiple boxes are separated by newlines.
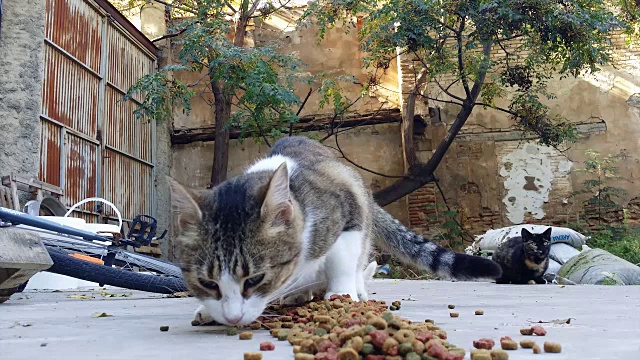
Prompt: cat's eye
<box><xmin>243</xmin><ymin>273</ymin><xmax>265</xmax><ymax>292</ymax></box>
<box><xmin>198</xmin><ymin>278</ymin><xmax>219</xmax><ymax>291</ymax></box>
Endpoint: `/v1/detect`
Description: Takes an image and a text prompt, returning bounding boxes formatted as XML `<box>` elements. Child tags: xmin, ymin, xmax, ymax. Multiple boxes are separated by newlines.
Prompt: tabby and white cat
<box><xmin>169</xmin><ymin>136</ymin><xmax>501</xmax><ymax>326</ymax></box>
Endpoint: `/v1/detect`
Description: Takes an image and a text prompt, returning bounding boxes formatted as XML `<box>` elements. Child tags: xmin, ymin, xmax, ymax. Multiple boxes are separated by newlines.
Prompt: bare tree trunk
<box><xmin>374</xmin><ymin>43</ymin><xmax>493</xmax><ymax>206</ymax></box>
<box><xmin>207</xmin><ymin>17</ymin><xmax>248</xmax><ymax>187</ymax></box>
<box><xmin>401</xmin><ymin>68</ymin><xmax>428</xmax><ymax>171</ymax></box>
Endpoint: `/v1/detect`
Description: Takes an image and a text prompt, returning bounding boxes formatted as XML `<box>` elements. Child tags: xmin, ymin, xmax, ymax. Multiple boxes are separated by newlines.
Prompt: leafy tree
<box><xmin>301</xmin><ymin>0</ymin><xmax>628</xmax><ymax>206</ymax></box>
<box><xmin>123</xmin><ymin>0</ymin><xmax>309</xmax><ymax>187</ymax></box>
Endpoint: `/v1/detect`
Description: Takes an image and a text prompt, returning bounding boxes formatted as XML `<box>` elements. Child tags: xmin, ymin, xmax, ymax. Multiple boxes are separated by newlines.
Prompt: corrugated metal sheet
<box><xmin>41</xmin><ymin>45</ymin><xmax>100</xmax><ymax>137</ymax></box>
<box><xmin>102</xmin><ymin>149</ymin><xmax>152</xmax><ymax>220</ymax></box>
<box><xmin>106</xmin><ymin>26</ymin><xmax>154</xmax><ymax>102</ymax></box>
<box><xmin>45</xmin><ymin>0</ymin><xmax>102</xmax><ymax>72</ymax></box>
<box><xmin>39</xmin><ymin>121</ymin><xmax>62</xmax><ymax>187</ymax></box>
<box><xmin>63</xmin><ymin>133</ymin><xmax>98</xmax><ymax>210</ymax></box>
<box><xmin>39</xmin><ymin>0</ymin><xmax>156</xmax><ymax>224</ymax></box>
<box><xmin>104</xmin><ymin>86</ymin><xmax>152</xmax><ymax>162</ymax></box>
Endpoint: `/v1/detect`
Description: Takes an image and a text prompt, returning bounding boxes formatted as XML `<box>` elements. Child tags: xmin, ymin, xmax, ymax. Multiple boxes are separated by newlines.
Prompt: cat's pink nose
<box><xmin>224</xmin><ymin>314</ymin><xmax>242</xmax><ymax>325</ymax></box>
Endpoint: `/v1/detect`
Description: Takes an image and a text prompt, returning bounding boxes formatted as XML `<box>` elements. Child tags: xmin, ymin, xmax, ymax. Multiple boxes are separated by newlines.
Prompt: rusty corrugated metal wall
<box><xmin>39</xmin><ymin>0</ymin><xmax>157</xmax><ymax>223</ymax></box>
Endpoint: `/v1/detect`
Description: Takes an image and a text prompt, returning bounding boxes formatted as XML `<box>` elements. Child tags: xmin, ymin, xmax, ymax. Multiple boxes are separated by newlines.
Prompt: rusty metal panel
<box><xmin>42</xmin><ymin>44</ymin><xmax>100</xmax><ymax>137</ymax></box>
<box><xmin>45</xmin><ymin>0</ymin><xmax>103</xmax><ymax>72</ymax></box>
<box><xmin>104</xmin><ymin>86</ymin><xmax>152</xmax><ymax>162</ymax></box>
<box><xmin>105</xmin><ymin>25</ymin><xmax>155</xmax><ymax>102</ymax></box>
<box><xmin>39</xmin><ymin>121</ymin><xmax>62</xmax><ymax>187</ymax></box>
<box><xmin>63</xmin><ymin>133</ymin><xmax>99</xmax><ymax>213</ymax></box>
<box><xmin>102</xmin><ymin>149</ymin><xmax>152</xmax><ymax>221</ymax></box>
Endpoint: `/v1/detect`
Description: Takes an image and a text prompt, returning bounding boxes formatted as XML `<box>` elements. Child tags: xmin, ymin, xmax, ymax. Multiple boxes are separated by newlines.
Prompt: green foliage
<box><xmin>122</xmin><ymin>0</ymin><xmax>316</xmax><ymax>144</ymax></box>
<box><xmin>301</xmin><ymin>0</ymin><xmax>628</xmax><ymax>147</ymax></box>
<box><xmin>424</xmin><ymin>203</ymin><xmax>466</xmax><ymax>252</ymax></box>
<box><xmin>571</xmin><ymin>149</ymin><xmax>629</xmax><ymax>225</ymax></box>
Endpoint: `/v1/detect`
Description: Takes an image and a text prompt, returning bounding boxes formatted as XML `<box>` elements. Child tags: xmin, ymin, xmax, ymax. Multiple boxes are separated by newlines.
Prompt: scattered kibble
<box><xmin>449</xmin><ymin>312</ymin><xmax>459</xmax><ymax>318</ymax></box>
<box><xmin>239</xmin><ymin>331</ymin><xmax>254</xmax><ymax>340</ymax></box>
<box><xmin>475</xmin><ymin>310</ymin><xmax>484</xmax><ymax>315</ymax></box>
<box><xmin>532</xmin><ymin>344</ymin><xmax>542</xmax><ymax>354</ymax></box>
<box><xmin>520</xmin><ymin>328</ymin><xmax>534</xmax><ymax>336</ymax></box>
<box><xmin>243</xmin><ymin>352</ymin><xmax>262</xmax><ymax>360</ymax></box>
<box><xmin>471</xmin><ymin>349</ymin><xmax>492</xmax><ymax>360</ymax></box>
<box><xmin>276</xmin><ymin>330</ymin><xmax>289</xmax><ymax>341</ymax></box>
<box><xmin>531</xmin><ymin>326</ymin><xmax>547</xmax><ymax>336</ymax></box>
<box><xmin>226</xmin><ymin>327</ymin><xmax>238</xmax><ymax>336</ymax></box>
<box><xmin>447</xmin><ymin>304</ymin><xmax>456</xmax><ymax>309</ymax></box>
<box><xmin>490</xmin><ymin>349</ymin><xmax>509</xmax><ymax>360</ymax></box>
<box><xmin>520</xmin><ymin>339</ymin><xmax>536</xmax><ymax>349</ymax></box>
<box><xmin>249</xmin><ymin>322</ymin><xmax>262</xmax><ymax>330</ymax></box>
<box><xmin>336</xmin><ymin>348</ymin><xmax>359</xmax><ymax>360</ymax></box>
<box><xmin>294</xmin><ymin>354</ymin><xmax>314</xmax><ymax>360</ymax></box>
<box><xmin>473</xmin><ymin>338</ymin><xmax>496</xmax><ymax>350</ymax></box>
<box><xmin>389</xmin><ymin>305</ymin><xmax>399</xmax><ymax>311</ymax></box>
<box><xmin>500</xmin><ymin>339</ymin><xmax>518</xmax><ymax>350</ymax></box>
<box><xmin>159</xmin><ymin>325</ymin><xmax>169</xmax><ymax>332</ymax></box>
<box><xmin>259</xmin><ymin>342</ymin><xmax>275</xmax><ymax>351</ymax></box>
<box><xmin>543</xmin><ymin>342</ymin><xmax>562</xmax><ymax>353</ymax></box>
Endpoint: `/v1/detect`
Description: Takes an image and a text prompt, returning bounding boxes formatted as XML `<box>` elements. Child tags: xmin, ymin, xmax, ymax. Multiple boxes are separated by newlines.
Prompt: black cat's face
<box><xmin>521</xmin><ymin>227</ymin><xmax>552</xmax><ymax>262</ymax></box>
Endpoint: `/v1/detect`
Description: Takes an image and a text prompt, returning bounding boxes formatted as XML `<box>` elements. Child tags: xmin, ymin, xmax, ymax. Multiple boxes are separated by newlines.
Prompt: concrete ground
<box><xmin>1</xmin><ymin>279</ymin><xmax>639</xmax><ymax>360</ymax></box>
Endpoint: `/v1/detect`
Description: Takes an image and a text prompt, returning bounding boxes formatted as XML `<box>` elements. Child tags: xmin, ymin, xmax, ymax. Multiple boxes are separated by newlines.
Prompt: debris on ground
<box><xmin>159</xmin><ymin>325</ymin><xmax>169</xmax><ymax>332</ymax></box>
<box><xmin>167</xmin><ymin>292</ymin><xmax>192</xmax><ymax>298</ymax></box>
<box><xmin>91</xmin><ymin>312</ymin><xmax>112</xmax><ymax>318</ymax></box>
<box><xmin>69</xmin><ymin>294</ymin><xmax>94</xmax><ymax>299</ymax></box>
<box><xmin>97</xmin><ymin>291</ymin><xmax>131</xmax><ymax>298</ymax></box>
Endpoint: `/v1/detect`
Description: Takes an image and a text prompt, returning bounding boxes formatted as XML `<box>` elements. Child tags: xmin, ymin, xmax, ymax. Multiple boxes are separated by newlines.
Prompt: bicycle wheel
<box><xmin>45</xmin><ymin>247</ymin><xmax>187</xmax><ymax>294</ymax></box>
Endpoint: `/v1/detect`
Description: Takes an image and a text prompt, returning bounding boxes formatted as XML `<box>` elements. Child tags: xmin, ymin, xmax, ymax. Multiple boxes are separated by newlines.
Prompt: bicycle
<box><xmin>0</xmin><ymin>198</ymin><xmax>187</xmax><ymax>295</ymax></box>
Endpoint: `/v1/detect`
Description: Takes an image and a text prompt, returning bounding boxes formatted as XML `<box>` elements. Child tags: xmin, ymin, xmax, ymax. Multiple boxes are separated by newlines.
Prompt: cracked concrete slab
<box><xmin>1</xmin><ymin>280</ymin><xmax>639</xmax><ymax>359</ymax></box>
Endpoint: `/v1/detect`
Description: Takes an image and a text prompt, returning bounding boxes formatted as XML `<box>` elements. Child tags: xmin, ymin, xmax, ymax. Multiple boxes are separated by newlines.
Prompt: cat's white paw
<box><xmin>191</xmin><ymin>304</ymin><xmax>219</xmax><ymax>326</ymax></box>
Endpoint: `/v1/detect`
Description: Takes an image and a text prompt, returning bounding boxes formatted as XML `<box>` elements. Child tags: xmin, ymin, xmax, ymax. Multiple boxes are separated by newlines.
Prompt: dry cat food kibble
<box><xmin>475</xmin><ymin>310</ymin><xmax>484</xmax><ymax>315</ymax></box>
<box><xmin>489</xmin><ymin>349</ymin><xmax>509</xmax><ymax>360</ymax></box>
<box><xmin>520</xmin><ymin>339</ymin><xmax>536</xmax><ymax>349</ymax></box>
<box><xmin>449</xmin><ymin>312</ymin><xmax>459</xmax><ymax>318</ymax></box>
<box><xmin>259</xmin><ymin>342</ymin><xmax>275</xmax><ymax>351</ymax></box>
<box><xmin>253</xmin><ymin>294</ymin><xmax>464</xmax><ymax>360</ymax></box>
<box><xmin>520</xmin><ymin>328</ymin><xmax>534</xmax><ymax>336</ymax></box>
<box><xmin>544</xmin><ymin>342</ymin><xmax>562</xmax><ymax>353</ymax></box>
<box><xmin>500</xmin><ymin>339</ymin><xmax>518</xmax><ymax>350</ymax></box>
<box><xmin>159</xmin><ymin>325</ymin><xmax>169</xmax><ymax>332</ymax></box>
<box><xmin>226</xmin><ymin>327</ymin><xmax>238</xmax><ymax>336</ymax></box>
<box><xmin>470</xmin><ymin>349</ymin><xmax>492</xmax><ymax>360</ymax></box>
<box><xmin>473</xmin><ymin>338</ymin><xmax>496</xmax><ymax>350</ymax></box>
<box><xmin>243</xmin><ymin>352</ymin><xmax>263</xmax><ymax>360</ymax></box>
<box><xmin>531</xmin><ymin>326</ymin><xmax>547</xmax><ymax>336</ymax></box>
<box><xmin>532</xmin><ymin>344</ymin><xmax>542</xmax><ymax>354</ymax></box>
<box><xmin>447</xmin><ymin>304</ymin><xmax>456</xmax><ymax>309</ymax></box>
<box><xmin>239</xmin><ymin>331</ymin><xmax>254</xmax><ymax>340</ymax></box>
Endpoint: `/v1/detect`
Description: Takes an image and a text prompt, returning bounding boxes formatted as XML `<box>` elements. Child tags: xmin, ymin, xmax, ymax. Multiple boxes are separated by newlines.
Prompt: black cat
<box><xmin>493</xmin><ymin>227</ymin><xmax>552</xmax><ymax>284</ymax></box>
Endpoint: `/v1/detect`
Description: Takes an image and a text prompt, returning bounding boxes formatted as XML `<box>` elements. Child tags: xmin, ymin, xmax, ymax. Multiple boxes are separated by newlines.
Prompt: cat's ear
<box><xmin>521</xmin><ymin>228</ymin><xmax>532</xmax><ymax>238</ymax></box>
<box><xmin>542</xmin><ymin>227</ymin><xmax>553</xmax><ymax>238</ymax></box>
<box><xmin>261</xmin><ymin>162</ymin><xmax>293</xmax><ymax>224</ymax></box>
<box><xmin>168</xmin><ymin>177</ymin><xmax>203</xmax><ymax>230</ymax></box>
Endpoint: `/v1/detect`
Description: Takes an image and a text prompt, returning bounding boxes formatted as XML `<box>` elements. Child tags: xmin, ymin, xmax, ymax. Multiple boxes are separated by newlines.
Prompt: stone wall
<box><xmin>0</xmin><ymin>0</ymin><xmax>46</xmax><ymax>180</ymax></box>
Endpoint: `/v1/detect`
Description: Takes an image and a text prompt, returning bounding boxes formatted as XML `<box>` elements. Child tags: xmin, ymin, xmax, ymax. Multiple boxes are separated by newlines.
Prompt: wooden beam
<box><xmin>171</xmin><ymin>109</ymin><xmax>402</xmax><ymax>145</ymax></box>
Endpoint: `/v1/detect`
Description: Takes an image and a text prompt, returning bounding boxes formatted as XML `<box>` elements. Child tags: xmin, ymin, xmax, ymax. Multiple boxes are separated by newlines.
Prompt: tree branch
<box><xmin>457</xmin><ymin>18</ymin><xmax>472</xmax><ymax>99</ymax></box>
<box><xmin>290</xmin><ymin>88</ymin><xmax>313</xmax><ymax>136</ymax></box>
<box><xmin>333</xmin><ymin>132</ymin><xmax>407</xmax><ymax>179</ymax></box>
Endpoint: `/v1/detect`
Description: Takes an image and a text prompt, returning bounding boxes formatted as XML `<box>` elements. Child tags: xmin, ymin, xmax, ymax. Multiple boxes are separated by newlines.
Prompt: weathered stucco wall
<box><xmin>0</xmin><ymin>0</ymin><xmax>46</xmax><ymax>179</ymax></box>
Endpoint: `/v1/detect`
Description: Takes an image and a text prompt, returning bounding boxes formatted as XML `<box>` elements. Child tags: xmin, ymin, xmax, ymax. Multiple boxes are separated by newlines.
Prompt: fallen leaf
<box><xmin>69</xmin><ymin>294</ymin><xmax>93</xmax><ymax>299</ymax></box>
<box><xmin>92</xmin><ymin>312</ymin><xmax>113</xmax><ymax>318</ymax></box>
<box><xmin>167</xmin><ymin>291</ymin><xmax>192</xmax><ymax>298</ymax></box>
<box><xmin>97</xmin><ymin>291</ymin><xmax>131</xmax><ymax>298</ymax></box>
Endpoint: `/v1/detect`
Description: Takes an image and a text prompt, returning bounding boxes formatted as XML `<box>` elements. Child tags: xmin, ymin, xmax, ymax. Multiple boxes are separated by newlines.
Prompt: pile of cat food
<box><xmin>235</xmin><ymin>296</ymin><xmax>565</xmax><ymax>360</ymax></box>
<box><xmin>242</xmin><ymin>294</ymin><xmax>466</xmax><ymax>360</ymax></box>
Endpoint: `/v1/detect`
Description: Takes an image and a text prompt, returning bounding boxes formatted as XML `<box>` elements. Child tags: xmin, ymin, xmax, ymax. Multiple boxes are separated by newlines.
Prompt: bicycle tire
<box><xmin>45</xmin><ymin>247</ymin><xmax>188</xmax><ymax>294</ymax></box>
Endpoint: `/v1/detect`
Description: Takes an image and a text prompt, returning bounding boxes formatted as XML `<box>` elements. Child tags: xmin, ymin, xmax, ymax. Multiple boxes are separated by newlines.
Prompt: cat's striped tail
<box><xmin>372</xmin><ymin>205</ymin><xmax>502</xmax><ymax>281</ymax></box>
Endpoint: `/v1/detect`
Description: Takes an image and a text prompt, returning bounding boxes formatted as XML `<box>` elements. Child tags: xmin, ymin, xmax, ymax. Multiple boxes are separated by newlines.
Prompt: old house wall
<box><xmin>166</xmin><ymin>5</ymin><xmax>640</xmax><ymax>241</ymax></box>
<box><xmin>407</xmin><ymin>32</ymin><xmax>640</xmax><ymax>237</ymax></box>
